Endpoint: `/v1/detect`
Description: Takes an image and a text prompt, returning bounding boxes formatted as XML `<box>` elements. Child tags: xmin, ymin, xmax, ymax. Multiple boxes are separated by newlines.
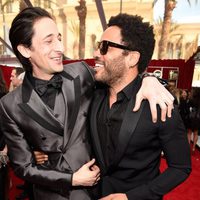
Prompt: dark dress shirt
<box><xmin>97</xmin><ymin>78</ymin><xmax>137</xmax><ymax>167</ymax></box>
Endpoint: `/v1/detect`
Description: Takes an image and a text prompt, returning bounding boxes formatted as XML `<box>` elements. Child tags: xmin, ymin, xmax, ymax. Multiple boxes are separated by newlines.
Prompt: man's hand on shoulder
<box><xmin>134</xmin><ymin>75</ymin><xmax>174</xmax><ymax>123</ymax></box>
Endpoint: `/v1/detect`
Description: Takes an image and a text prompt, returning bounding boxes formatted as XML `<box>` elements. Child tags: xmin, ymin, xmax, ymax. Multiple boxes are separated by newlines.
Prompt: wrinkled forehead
<box><xmin>32</xmin><ymin>17</ymin><xmax>59</xmax><ymax>40</ymax></box>
<box><xmin>101</xmin><ymin>26</ymin><xmax>122</xmax><ymax>43</ymax></box>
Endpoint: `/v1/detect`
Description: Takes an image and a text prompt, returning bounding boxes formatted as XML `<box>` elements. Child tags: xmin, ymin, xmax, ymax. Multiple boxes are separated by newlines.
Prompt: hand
<box><xmin>134</xmin><ymin>76</ymin><xmax>174</xmax><ymax>123</ymax></box>
<box><xmin>2</xmin><ymin>145</ymin><xmax>8</xmax><ymax>154</ymax></box>
<box><xmin>33</xmin><ymin>151</ymin><xmax>48</xmax><ymax>164</ymax></box>
<box><xmin>72</xmin><ymin>158</ymin><xmax>100</xmax><ymax>187</ymax></box>
<box><xmin>99</xmin><ymin>193</ymin><xmax>128</xmax><ymax>200</ymax></box>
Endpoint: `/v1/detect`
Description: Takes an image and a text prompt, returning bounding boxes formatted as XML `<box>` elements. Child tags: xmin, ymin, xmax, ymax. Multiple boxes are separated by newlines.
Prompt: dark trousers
<box><xmin>0</xmin><ymin>165</ymin><xmax>9</xmax><ymax>200</ymax></box>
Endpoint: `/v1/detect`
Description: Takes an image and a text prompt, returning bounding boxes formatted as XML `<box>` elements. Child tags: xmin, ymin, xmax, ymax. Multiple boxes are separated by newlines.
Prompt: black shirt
<box><xmin>97</xmin><ymin>77</ymin><xmax>139</xmax><ymax>167</ymax></box>
<box><xmin>28</xmin><ymin>72</ymin><xmax>62</xmax><ymax>110</ymax></box>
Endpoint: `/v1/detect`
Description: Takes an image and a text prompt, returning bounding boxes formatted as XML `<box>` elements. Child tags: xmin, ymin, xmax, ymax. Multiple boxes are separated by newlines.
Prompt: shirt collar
<box><xmin>117</xmin><ymin>75</ymin><xmax>140</xmax><ymax>101</ymax></box>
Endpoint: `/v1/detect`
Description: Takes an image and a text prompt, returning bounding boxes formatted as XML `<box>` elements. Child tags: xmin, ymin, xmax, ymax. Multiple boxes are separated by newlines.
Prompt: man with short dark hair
<box><xmin>9</xmin><ymin>67</ymin><xmax>24</xmax><ymax>91</ymax></box>
<box><xmin>0</xmin><ymin>7</ymin><xmax>100</xmax><ymax>200</ymax></box>
<box><xmin>90</xmin><ymin>13</ymin><xmax>191</xmax><ymax>200</ymax></box>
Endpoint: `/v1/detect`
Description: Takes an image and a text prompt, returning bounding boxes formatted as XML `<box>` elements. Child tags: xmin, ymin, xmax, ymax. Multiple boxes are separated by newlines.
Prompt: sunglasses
<box><xmin>97</xmin><ymin>40</ymin><xmax>133</xmax><ymax>55</ymax></box>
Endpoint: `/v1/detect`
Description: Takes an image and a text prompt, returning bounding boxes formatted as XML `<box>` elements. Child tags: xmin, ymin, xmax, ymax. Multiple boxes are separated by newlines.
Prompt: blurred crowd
<box><xmin>0</xmin><ymin>67</ymin><xmax>29</xmax><ymax>200</ymax></box>
<box><xmin>167</xmin><ymin>84</ymin><xmax>200</xmax><ymax>152</ymax></box>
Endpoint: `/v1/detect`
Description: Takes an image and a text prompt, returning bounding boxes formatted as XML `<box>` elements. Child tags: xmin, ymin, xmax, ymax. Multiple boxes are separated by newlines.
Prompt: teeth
<box><xmin>53</xmin><ymin>57</ymin><xmax>61</xmax><ymax>61</ymax></box>
<box><xmin>95</xmin><ymin>63</ymin><xmax>104</xmax><ymax>67</ymax></box>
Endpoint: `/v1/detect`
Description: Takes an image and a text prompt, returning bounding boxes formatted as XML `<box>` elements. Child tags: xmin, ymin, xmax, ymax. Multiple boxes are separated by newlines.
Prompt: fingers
<box><xmin>158</xmin><ymin>100</ymin><xmax>167</xmax><ymax>122</ymax></box>
<box><xmin>93</xmin><ymin>174</ymin><xmax>101</xmax><ymax>186</ymax></box>
<box><xmin>133</xmin><ymin>92</ymin><xmax>144</xmax><ymax>112</ymax></box>
<box><xmin>92</xmin><ymin>165</ymin><xmax>100</xmax><ymax>178</ymax></box>
<box><xmin>84</xmin><ymin>158</ymin><xmax>96</xmax><ymax>168</ymax></box>
<box><xmin>163</xmin><ymin>92</ymin><xmax>174</xmax><ymax>118</ymax></box>
<box><xmin>34</xmin><ymin>151</ymin><xmax>48</xmax><ymax>164</ymax></box>
<box><xmin>167</xmin><ymin>103</ymin><xmax>174</xmax><ymax>118</ymax></box>
<box><xmin>160</xmin><ymin>91</ymin><xmax>174</xmax><ymax>119</ymax></box>
<box><xmin>164</xmin><ymin>98</ymin><xmax>174</xmax><ymax>118</ymax></box>
<box><xmin>91</xmin><ymin>164</ymin><xmax>100</xmax><ymax>171</ymax></box>
<box><xmin>149</xmin><ymin>100</ymin><xmax>157</xmax><ymax>123</ymax></box>
<box><xmin>71</xmin><ymin>159</ymin><xmax>101</xmax><ymax>187</ymax></box>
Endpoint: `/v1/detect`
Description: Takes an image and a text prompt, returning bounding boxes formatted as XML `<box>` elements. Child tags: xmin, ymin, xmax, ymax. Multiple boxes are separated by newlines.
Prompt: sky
<box><xmin>154</xmin><ymin>0</ymin><xmax>200</xmax><ymax>23</ymax></box>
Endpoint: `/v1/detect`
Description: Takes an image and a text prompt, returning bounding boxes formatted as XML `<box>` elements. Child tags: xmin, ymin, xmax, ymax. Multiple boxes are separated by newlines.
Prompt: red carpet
<box><xmin>8</xmin><ymin>148</ymin><xmax>200</xmax><ymax>200</ymax></box>
<box><xmin>163</xmin><ymin>148</ymin><xmax>200</xmax><ymax>200</ymax></box>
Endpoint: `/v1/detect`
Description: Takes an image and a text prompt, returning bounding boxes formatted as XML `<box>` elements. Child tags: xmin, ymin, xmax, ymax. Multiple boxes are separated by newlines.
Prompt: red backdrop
<box><xmin>148</xmin><ymin>59</ymin><xmax>195</xmax><ymax>90</ymax></box>
<box><xmin>0</xmin><ymin>65</ymin><xmax>14</xmax><ymax>88</ymax></box>
<box><xmin>0</xmin><ymin>58</ymin><xmax>195</xmax><ymax>90</ymax></box>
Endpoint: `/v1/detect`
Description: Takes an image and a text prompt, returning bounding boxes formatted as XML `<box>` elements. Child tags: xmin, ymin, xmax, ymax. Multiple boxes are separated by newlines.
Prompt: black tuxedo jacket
<box><xmin>0</xmin><ymin>62</ymin><xmax>95</xmax><ymax>200</ymax></box>
<box><xmin>90</xmin><ymin>77</ymin><xmax>191</xmax><ymax>200</ymax></box>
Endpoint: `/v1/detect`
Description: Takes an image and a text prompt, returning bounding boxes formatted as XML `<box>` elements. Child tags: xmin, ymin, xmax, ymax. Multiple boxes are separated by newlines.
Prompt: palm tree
<box><xmin>154</xmin><ymin>16</ymin><xmax>180</xmax><ymax>58</ymax></box>
<box><xmin>68</xmin><ymin>20</ymin><xmax>79</xmax><ymax>59</ymax></box>
<box><xmin>75</xmin><ymin>0</ymin><xmax>87</xmax><ymax>59</ymax></box>
<box><xmin>154</xmin><ymin>0</ymin><xmax>198</xmax><ymax>59</ymax></box>
<box><xmin>157</xmin><ymin>0</ymin><xmax>176</xmax><ymax>59</ymax></box>
<box><xmin>0</xmin><ymin>0</ymin><xmax>56</xmax><ymax>56</ymax></box>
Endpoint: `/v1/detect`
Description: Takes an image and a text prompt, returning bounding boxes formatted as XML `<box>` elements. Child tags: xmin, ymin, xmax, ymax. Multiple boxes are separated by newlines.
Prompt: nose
<box><xmin>93</xmin><ymin>47</ymin><xmax>101</xmax><ymax>58</ymax></box>
<box><xmin>55</xmin><ymin>39</ymin><xmax>64</xmax><ymax>53</ymax></box>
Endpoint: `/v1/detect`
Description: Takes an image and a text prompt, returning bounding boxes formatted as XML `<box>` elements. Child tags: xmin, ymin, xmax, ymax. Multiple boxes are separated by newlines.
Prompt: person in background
<box><xmin>0</xmin><ymin>68</ymin><xmax>9</xmax><ymax>200</ymax></box>
<box><xmin>9</xmin><ymin>67</ymin><xmax>24</xmax><ymax>91</ymax></box>
<box><xmin>0</xmin><ymin>68</ymin><xmax>8</xmax><ymax>98</ymax></box>
<box><xmin>0</xmin><ymin>7</ymin><xmax>174</xmax><ymax>200</ymax></box>
<box><xmin>9</xmin><ymin>67</ymin><xmax>33</xmax><ymax>200</ymax></box>
<box><xmin>167</xmin><ymin>85</ymin><xmax>180</xmax><ymax>106</ymax></box>
<box><xmin>187</xmin><ymin>87</ymin><xmax>200</xmax><ymax>152</ymax></box>
<box><xmin>90</xmin><ymin>13</ymin><xmax>191</xmax><ymax>200</ymax></box>
<box><xmin>179</xmin><ymin>89</ymin><xmax>190</xmax><ymax>130</ymax></box>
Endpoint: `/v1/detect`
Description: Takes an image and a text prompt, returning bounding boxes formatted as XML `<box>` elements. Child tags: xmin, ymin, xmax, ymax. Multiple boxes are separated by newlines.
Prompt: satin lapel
<box><xmin>90</xmin><ymin>89</ymin><xmax>107</xmax><ymax>174</ymax></box>
<box><xmin>19</xmin><ymin>74</ymin><xmax>64</xmax><ymax>135</ymax></box>
<box><xmin>61</xmin><ymin>71</ymin><xmax>81</xmax><ymax>149</ymax></box>
<box><xmin>113</xmin><ymin>98</ymin><xmax>145</xmax><ymax>166</ymax></box>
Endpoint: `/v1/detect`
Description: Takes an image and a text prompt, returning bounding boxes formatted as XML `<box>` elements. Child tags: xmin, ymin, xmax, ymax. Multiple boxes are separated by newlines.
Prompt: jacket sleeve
<box><xmin>0</xmin><ymin>124</ymin><xmax>5</xmax><ymax>150</ymax></box>
<box><xmin>0</xmin><ymin>99</ymin><xmax>72</xmax><ymax>191</ymax></box>
<box><xmin>126</xmin><ymin>107</ymin><xmax>191</xmax><ymax>200</ymax></box>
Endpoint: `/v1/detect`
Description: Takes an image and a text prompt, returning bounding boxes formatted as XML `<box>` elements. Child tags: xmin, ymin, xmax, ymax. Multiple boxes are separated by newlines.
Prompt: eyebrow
<box><xmin>43</xmin><ymin>33</ymin><xmax>62</xmax><ymax>40</ymax></box>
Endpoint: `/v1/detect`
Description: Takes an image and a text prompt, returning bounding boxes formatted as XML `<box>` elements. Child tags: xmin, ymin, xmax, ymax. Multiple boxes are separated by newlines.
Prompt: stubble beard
<box><xmin>100</xmin><ymin>56</ymin><xmax>126</xmax><ymax>87</ymax></box>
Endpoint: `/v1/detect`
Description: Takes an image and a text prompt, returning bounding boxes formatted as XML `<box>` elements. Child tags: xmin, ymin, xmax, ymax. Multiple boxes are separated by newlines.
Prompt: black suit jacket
<box><xmin>0</xmin><ymin>62</ymin><xmax>95</xmax><ymax>200</ymax></box>
<box><xmin>90</xmin><ymin>77</ymin><xmax>191</xmax><ymax>200</ymax></box>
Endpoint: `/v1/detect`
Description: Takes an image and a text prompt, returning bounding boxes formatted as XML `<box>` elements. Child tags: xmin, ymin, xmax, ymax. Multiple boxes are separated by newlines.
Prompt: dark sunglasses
<box><xmin>97</xmin><ymin>40</ymin><xmax>133</xmax><ymax>55</ymax></box>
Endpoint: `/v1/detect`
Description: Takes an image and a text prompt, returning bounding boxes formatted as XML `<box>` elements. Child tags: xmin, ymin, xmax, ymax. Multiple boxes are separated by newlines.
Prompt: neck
<box><xmin>32</xmin><ymin>71</ymin><xmax>54</xmax><ymax>81</ymax></box>
<box><xmin>108</xmin><ymin>71</ymin><xmax>138</xmax><ymax>108</ymax></box>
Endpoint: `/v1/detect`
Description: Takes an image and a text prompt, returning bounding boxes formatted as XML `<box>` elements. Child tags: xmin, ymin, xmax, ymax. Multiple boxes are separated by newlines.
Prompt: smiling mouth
<box><xmin>51</xmin><ymin>57</ymin><xmax>62</xmax><ymax>62</ymax></box>
<box><xmin>95</xmin><ymin>63</ymin><xmax>104</xmax><ymax>68</ymax></box>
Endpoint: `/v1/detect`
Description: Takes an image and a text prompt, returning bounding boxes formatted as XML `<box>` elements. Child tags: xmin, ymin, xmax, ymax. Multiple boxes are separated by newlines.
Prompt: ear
<box><xmin>17</xmin><ymin>44</ymin><xmax>31</xmax><ymax>58</ymax></box>
<box><xmin>126</xmin><ymin>51</ymin><xmax>140</xmax><ymax>67</ymax></box>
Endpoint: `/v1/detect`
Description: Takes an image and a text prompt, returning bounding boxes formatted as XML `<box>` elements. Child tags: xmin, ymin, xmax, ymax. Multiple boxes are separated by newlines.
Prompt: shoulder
<box><xmin>62</xmin><ymin>61</ymin><xmax>96</xmax><ymax>93</ymax></box>
<box><xmin>63</xmin><ymin>61</ymin><xmax>94</xmax><ymax>81</ymax></box>
<box><xmin>0</xmin><ymin>87</ymin><xmax>22</xmax><ymax>108</ymax></box>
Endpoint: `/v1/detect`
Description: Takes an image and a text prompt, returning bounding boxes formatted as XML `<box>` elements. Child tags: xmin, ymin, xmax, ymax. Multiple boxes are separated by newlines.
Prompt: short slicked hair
<box><xmin>9</xmin><ymin>7</ymin><xmax>53</xmax><ymax>71</ymax></box>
